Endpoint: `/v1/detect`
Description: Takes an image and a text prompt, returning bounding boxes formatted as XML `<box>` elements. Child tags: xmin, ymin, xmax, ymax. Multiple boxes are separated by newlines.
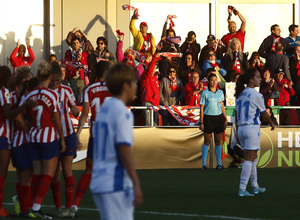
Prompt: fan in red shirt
<box><xmin>10</xmin><ymin>38</ymin><xmax>35</xmax><ymax>76</ymax></box>
<box><xmin>184</xmin><ymin>71</ymin><xmax>204</xmax><ymax>106</ymax></box>
<box><xmin>221</xmin><ymin>5</ymin><xmax>246</xmax><ymax>51</ymax></box>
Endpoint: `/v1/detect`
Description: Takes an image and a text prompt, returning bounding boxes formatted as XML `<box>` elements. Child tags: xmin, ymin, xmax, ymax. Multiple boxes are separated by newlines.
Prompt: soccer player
<box><xmin>48</xmin><ymin>62</ymin><xmax>79</xmax><ymax>217</ymax></box>
<box><xmin>199</xmin><ymin>73</ymin><xmax>227</xmax><ymax>170</ymax></box>
<box><xmin>90</xmin><ymin>63</ymin><xmax>143</xmax><ymax>220</ymax></box>
<box><xmin>18</xmin><ymin>61</ymin><xmax>66</xmax><ymax>218</ymax></box>
<box><xmin>235</xmin><ymin>68</ymin><xmax>275</xmax><ymax>196</ymax></box>
<box><xmin>70</xmin><ymin>61</ymin><xmax>111</xmax><ymax>217</ymax></box>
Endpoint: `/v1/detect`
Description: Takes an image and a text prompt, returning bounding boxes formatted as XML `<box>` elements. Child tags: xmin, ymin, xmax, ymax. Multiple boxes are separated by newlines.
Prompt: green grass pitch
<box><xmin>2</xmin><ymin>168</ymin><xmax>299</xmax><ymax>220</ymax></box>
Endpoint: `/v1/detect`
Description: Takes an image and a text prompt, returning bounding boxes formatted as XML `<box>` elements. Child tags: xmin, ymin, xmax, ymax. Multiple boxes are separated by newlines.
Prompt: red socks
<box><xmin>51</xmin><ymin>181</ymin><xmax>61</xmax><ymax>208</ymax></box>
<box><xmin>31</xmin><ymin>175</ymin><xmax>40</xmax><ymax>202</ymax></box>
<box><xmin>73</xmin><ymin>173</ymin><xmax>91</xmax><ymax>207</ymax></box>
<box><xmin>0</xmin><ymin>176</ymin><xmax>5</xmax><ymax>209</ymax></box>
<box><xmin>33</xmin><ymin>175</ymin><xmax>53</xmax><ymax>205</ymax></box>
<box><xmin>64</xmin><ymin>175</ymin><xmax>75</xmax><ymax>208</ymax></box>
<box><xmin>18</xmin><ymin>185</ymin><xmax>31</xmax><ymax>214</ymax></box>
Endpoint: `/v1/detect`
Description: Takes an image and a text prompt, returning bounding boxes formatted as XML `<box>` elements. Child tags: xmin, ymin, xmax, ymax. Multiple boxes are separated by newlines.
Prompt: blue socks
<box><xmin>202</xmin><ymin>144</ymin><xmax>209</xmax><ymax>166</ymax></box>
<box><xmin>215</xmin><ymin>145</ymin><xmax>222</xmax><ymax>166</ymax></box>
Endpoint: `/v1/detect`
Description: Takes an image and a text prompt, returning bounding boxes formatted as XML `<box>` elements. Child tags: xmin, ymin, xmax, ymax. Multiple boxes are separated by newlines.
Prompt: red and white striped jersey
<box><xmin>20</xmin><ymin>87</ymin><xmax>59</xmax><ymax>143</ymax></box>
<box><xmin>54</xmin><ymin>84</ymin><xmax>77</xmax><ymax>137</ymax></box>
<box><xmin>0</xmin><ymin>87</ymin><xmax>11</xmax><ymax>142</ymax></box>
<box><xmin>83</xmin><ymin>81</ymin><xmax>111</xmax><ymax>137</ymax></box>
<box><xmin>11</xmin><ymin>93</ymin><xmax>28</xmax><ymax>148</ymax></box>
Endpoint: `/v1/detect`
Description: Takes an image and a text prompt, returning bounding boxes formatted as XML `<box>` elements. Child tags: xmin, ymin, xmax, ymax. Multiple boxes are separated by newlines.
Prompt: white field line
<box><xmin>4</xmin><ymin>202</ymin><xmax>264</xmax><ymax>220</ymax></box>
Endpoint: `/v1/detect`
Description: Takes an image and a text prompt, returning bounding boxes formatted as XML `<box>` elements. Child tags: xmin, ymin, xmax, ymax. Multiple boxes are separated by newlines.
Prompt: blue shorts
<box><xmin>60</xmin><ymin>133</ymin><xmax>77</xmax><ymax>157</ymax></box>
<box><xmin>11</xmin><ymin>144</ymin><xmax>33</xmax><ymax>171</ymax></box>
<box><xmin>0</xmin><ymin>136</ymin><xmax>10</xmax><ymax>150</ymax></box>
<box><xmin>87</xmin><ymin>137</ymin><xmax>94</xmax><ymax>159</ymax></box>
<box><xmin>29</xmin><ymin>140</ymin><xmax>60</xmax><ymax>161</ymax></box>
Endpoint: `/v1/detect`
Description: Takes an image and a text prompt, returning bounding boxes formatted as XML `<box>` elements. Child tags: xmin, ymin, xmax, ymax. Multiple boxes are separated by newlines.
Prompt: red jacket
<box><xmin>141</xmin><ymin>56</ymin><xmax>160</xmax><ymax>106</ymax></box>
<box><xmin>184</xmin><ymin>82</ymin><xmax>201</xmax><ymax>106</ymax></box>
<box><xmin>64</xmin><ymin>50</ymin><xmax>88</xmax><ymax>80</ymax></box>
<box><xmin>10</xmin><ymin>47</ymin><xmax>35</xmax><ymax>75</ymax></box>
<box><xmin>276</xmin><ymin>78</ymin><xmax>295</xmax><ymax>106</ymax></box>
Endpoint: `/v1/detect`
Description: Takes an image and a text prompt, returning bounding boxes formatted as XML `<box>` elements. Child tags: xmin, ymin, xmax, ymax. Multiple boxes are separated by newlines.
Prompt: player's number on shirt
<box><xmin>91</xmin><ymin>98</ymin><xmax>101</xmax><ymax>114</ymax></box>
<box><xmin>33</xmin><ymin>105</ymin><xmax>43</xmax><ymax>129</ymax></box>
<box><xmin>236</xmin><ymin>100</ymin><xmax>250</xmax><ymax>121</ymax></box>
<box><xmin>94</xmin><ymin>121</ymin><xmax>108</xmax><ymax>161</ymax></box>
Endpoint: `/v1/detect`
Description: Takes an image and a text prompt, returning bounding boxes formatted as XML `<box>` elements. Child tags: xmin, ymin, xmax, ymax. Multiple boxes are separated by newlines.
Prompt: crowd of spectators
<box><xmin>8</xmin><ymin>5</ymin><xmax>300</xmax><ymax>126</ymax></box>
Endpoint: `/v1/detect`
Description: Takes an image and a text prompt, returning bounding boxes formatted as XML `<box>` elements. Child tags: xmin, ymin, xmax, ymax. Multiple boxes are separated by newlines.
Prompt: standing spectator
<box><xmin>266</xmin><ymin>42</ymin><xmax>292</xmax><ymax>81</ymax></box>
<box><xmin>275</xmin><ymin>70</ymin><xmax>295</xmax><ymax>125</ymax></box>
<box><xmin>199</xmin><ymin>34</ymin><xmax>225</xmax><ymax>69</ymax></box>
<box><xmin>248</xmin><ymin>52</ymin><xmax>264</xmax><ymax>70</ymax></box>
<box><xmin>222</xmin><ymin>38</ymin><xmax>249</xmax><ymax>82</ymax></box>
<box><xmin>159</xmin><ymin>64</ymin><xmax>184</xmax><ymax>125</ymax></box>
<box><xmin>158</xmin><ymin>48</ymin><xmax>178</xmax><ymax>80</ymax></box>
<box><xmin>178</xmin><ymin>52</ymin><xmax>201</xmax><ymax>86</ymax></box>
<box><xmin>130</xmin><ymin>9</ymin><xmax>156</xmax><ymax>55</ymax></box>
<box><xmin>199</xmin><ymin>73</ymin><xmax>227</xmax><ymax>170</ymax></box>
<box><xmin>289</xmin><ymin>45</ymin><xmax>300</xmax><ymax>105</ymax></box>
<box><xmin>258</xmin><ymin>24</ymin><xmax>293</xmax><ymax>59</ymax></box>
<box><xmin>141</xmin><ymin>54</ymin><xmax>160</xmax><ymax>126</ymax></box>
<box><xmin>184</xmin><ymin>71</ymin><xmax>203</xmax><ymax>106</ymax></box>
<box><xmin>180</xmin><ymin>31</ymin><xmax>201</xmax><ymax>63</ymax></box>
<box><xmin>221</xmin><ymin>5</ymin><xmax>246</xmax><ymax>51</ymax></box>
<box><xmin>160</xmin><ymin>15</ymin><xmax>180</xmax><ymax>52</ymax></box>
<box><xmin>66</xmin><ymin>27</ymin><xmax>94</xmax><ymax>54</ymax></box>
<box><xmin>202</xmin><ymin>48</ymin><xmax>227</xmax><ymax>77</ymax></box>
<box><xmin>89</xmin><ymin>36</ymin><xmax>115</xmax><ymax>69</ymax></box>
<box><xmin>259</xmin><ymin>67</ymin><xmax>280</xmax><ymax>106</ymax></box>
<box><xmin>285</xmin><ymin>24</ymin><xmax>300</xmax><ymax>49</ymax></box>
<box><xmin>48</xmin><ymin>54</ymin><xmax>57</xmax><ymax>63</ymax></box>
<box><xmin>10</xmin><ymin>39</ymin><xmax>35</xmax><ymax>76</ymax></box>
<box><xmin>64</xmin><ymin>36</ymin><xmax>88</xmax><ymax>102</ymax></box>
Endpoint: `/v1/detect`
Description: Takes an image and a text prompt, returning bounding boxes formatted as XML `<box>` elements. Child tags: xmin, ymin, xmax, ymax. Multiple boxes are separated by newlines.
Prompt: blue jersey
<box><xmin>236</xmin><ymin>87</ymin><xmax>266</xmax><ymax>126</ymax></box>
<box><xmin>200</xmin><ymin>89</ymin><xmax>224</xmax><ymax>116</ymax></box>
<box><xmin>90</xmin><ymin>97</ymin><xmax>134</xmax><ymax>193</ymax></box>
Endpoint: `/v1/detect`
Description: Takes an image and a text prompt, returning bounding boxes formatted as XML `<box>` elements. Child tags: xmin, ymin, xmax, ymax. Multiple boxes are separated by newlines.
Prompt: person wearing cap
<box><xmin>180</xmin><ymin>31</ymin><xmax>201</xmax><ymax>63</ymax></box>
<box><xmin>266</xmin><ymin>42</ymin><xmax>292</xmax><ymax>82</ymax></box>
<box><xmin>275</xmin><ymin>69</ymin><xmax>295</xmax><ymax>125</ymax></box>
<box><xmin>130</xmin><ymin>9</ymin><xmax>156</xmax><ymax>55</ymax></box>
<box><xmin>221</xmin><ymin>5</ymin><xmax>246</xmax><ymax>51</ymax></box>
<box><xmin>198</xmin><ymin>34</ymin><xmax>225</xmax><ymax>69</ymax></box>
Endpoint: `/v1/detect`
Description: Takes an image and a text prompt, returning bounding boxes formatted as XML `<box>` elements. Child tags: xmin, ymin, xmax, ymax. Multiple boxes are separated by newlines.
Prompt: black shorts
<box><xmin>203</xmin><ymin>114</ymin><xmax>225</xmax><ymax>134</ymax></box>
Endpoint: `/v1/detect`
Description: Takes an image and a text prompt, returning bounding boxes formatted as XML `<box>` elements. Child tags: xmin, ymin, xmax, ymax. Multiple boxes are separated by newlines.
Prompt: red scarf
<box><xmin>296</xmin><ymin>61</ymin><xmax>300</xmax><ymax>76</ymax></box>
<box><xmin>271</xmin><ymin>35</ymin><xmax>281</xmax><ymax>52</ymax></box>
<box><xmin>210</xmin><ymin>60</ymin><xmax>219</xmax><ymax>69</ymax></box>
<box><xmin>231</xmin><ymin>52</ymin><xmax>241</xmax><ymax>74</ymax></box>
<box><xmin>193</xmin><ymin>83</ymin><xmax>201</xmax><ymax>105</ymax></box>
<box><xmin>169</xmin><ymin>76</ymin><xmax>178</xmax><ymax>92</ymax></box>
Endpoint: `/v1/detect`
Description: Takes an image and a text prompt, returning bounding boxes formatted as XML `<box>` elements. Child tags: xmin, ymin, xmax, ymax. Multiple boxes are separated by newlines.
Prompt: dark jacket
<box><xmin>222</xmin><ymin>53</ymin><xmax>249</xmax><ymax>82</ymax></box>
<box><xmin>178</xmin><ymin>63</ymin><xmax>202</xmax><ymax>86</ymax></box>
<box><xmin>180</xmin><ymin>41</ymin><xmax>201</xmax><ymax>63</ymax></box>
<box><xmin>289</xmin><ymin>56</ymin><xmax>300</xmax><ymax>84</ymax></box>
<box><xmin>266</xmin><ymin>53</ymin><xmax>291</xmax><ymax>81</ymax></box>
<box><xmin>258</xmin><ymin>35</ymin><xmax>293</xmax><ymax>59</ymax></box>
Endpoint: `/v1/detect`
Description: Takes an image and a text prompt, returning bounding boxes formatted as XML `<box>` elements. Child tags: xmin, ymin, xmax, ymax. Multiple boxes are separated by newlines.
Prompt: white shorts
<box><xmin>92</xmin><ymin>189</ymin><xmax>134</xmax><ymax>220</ymax></box>
<box><xmin>237</xmin><ymin>125</ymin><xmax>261</xmax><ymax>151</ymax></box>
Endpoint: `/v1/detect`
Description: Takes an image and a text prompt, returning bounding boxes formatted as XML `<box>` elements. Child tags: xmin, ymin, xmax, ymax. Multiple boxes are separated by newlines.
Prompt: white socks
<box><xmin>250</xmin><ymin>159</ymin><xmax>258</xmax><ymax>189</ymax></box>
<box><xmin>239</xmin><ymin>160</ymin><xmax>253</xmax><ymax>191</ymax></box>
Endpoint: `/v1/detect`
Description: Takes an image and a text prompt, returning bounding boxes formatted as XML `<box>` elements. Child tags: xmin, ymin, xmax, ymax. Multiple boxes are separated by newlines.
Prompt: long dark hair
<box><xmin>207</xmin><ymin>73</ymin><xmax>217</xmax><ymax>89</ymax></box>
<box><xmin>235</xmin><ymin>68</ymin><xmax>258</xmax><ymax>98</ymax></box>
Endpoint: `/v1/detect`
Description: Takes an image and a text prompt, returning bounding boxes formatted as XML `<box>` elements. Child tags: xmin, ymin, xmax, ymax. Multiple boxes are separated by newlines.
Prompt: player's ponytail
<box><xmin>235</xmin><ymin>67</ymin><xmax>258</xmax><ymax>98</ymax></box>
<box><xmin>37</xmin><ymin>60</ymin><xmax>52</xmax><ymax>82</ymax></box>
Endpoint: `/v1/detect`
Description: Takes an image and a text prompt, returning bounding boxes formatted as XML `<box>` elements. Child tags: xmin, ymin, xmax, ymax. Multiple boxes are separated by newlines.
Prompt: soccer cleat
<box><xmin>69</xmin><ymin>206</ymin><xmax>78</xmax><ymax>218</ymax></box>
<box><xmin>202</xmin><ymin>165</ymin><xmax>208</xmax><ymax>170</ymax></box>
<box><xmin>53</xmin><ymin>207</ymin><xmax>70</xmax><ymax>218</ymax></box>
<box><xmin>238</xmin><ymin>189</ymin><xmax>255</xmax><ymax>197</ymax></box>
<box><xmin>253</xmin><ymin>186</ymin><xmax>266</xmax><ymax>195</ymax></box>
<box><xmin>12</xmin><ymin>195</ymin><xmax>20</xmax><ymax>215</ymax></box>
<box><xmin>32</xmin><ymin>210</ymin><xmax>53</xmax><ymax>219</ymax></box>
<box><xmin>19</xmin><ymin>210</ymin><xmax>37</xmax><ymax>218</ymax></box>
<box><xmin>216</xmin><ymin>165</ymin><xmax>224</xmax><ymax>170</ymax></box>
<box><xmin>0</xmin><ymin>207</ymin><xmax>10</xmax><ymax>218</ymax></box>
